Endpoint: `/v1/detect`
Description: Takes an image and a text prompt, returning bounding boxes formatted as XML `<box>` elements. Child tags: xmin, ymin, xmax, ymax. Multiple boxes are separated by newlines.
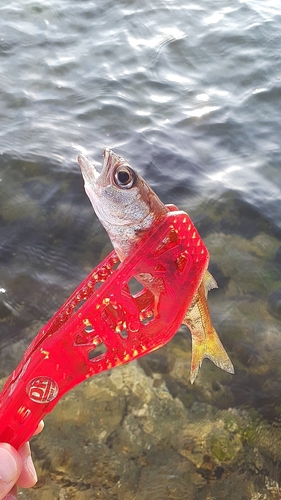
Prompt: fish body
<box><xmin>78</xmin><ymin>149</ymin><xmax>234</xmax><ymax>382</ymax></box>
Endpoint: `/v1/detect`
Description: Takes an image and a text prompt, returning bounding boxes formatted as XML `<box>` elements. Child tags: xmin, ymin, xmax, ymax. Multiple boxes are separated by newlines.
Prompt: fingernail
<box><xmin>26</xmin><ymin>454</ymin><xmax>37</xmax><ymax>483</ymax></box>
<box><xmin>0</xmin><ymin>448</ymin><xmax>18</xmax><ymax>483</ymax></box>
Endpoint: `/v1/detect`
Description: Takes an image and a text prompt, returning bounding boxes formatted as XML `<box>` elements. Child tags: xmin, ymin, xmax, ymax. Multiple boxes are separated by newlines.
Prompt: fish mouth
<box><xmin>78</xmin><ymin>149</ymin><xmax>131</xmax><ymax>190</ymax></box>
<box><xmin>103</xmin><ymin>148</ymin><xmax>113</xmax><ymax>169</ymax></box>
<box><xmin>103</xmin><ymin>148</ymin><xmax>129</xmax><ymax>174</ymax></box>
<box><xmin>77</xmin><ymin>154</ymin><xmax>100</xmax><ymax>186</ymax></box>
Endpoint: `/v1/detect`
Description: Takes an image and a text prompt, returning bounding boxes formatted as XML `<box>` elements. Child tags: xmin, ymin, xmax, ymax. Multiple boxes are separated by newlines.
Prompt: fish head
<box><xmin>78</xmin><ymin>149</ymin><xmax>167</xmax><ymax>257</ymax></box>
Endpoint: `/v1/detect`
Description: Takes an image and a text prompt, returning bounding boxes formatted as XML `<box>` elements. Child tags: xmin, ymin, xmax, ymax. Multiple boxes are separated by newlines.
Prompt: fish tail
<box><xmin>190</xmin><ymin>327</ymin><xmax>234</xmax><ymax>384</ymax></box>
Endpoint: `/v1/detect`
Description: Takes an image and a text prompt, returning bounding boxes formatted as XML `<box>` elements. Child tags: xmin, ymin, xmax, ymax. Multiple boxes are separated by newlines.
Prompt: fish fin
<box><xmin>203</xmin><ymin>270</ymin><xmax>218</xmax><ymax>296</ymax></box>
<box><xmin>190</xmin><ymin>327</ymin><xmax>234</xmax><ymax>384</ymax></box>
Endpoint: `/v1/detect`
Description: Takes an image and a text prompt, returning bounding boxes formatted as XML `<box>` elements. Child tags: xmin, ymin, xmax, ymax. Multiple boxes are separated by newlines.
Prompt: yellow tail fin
<box><xmin>190</xmin><ymin>327</ymin><xmax>234</xmax><ymax>384</ymax></box>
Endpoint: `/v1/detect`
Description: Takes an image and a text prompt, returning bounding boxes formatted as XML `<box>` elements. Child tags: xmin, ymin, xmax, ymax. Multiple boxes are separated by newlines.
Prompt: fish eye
<box><xmin>114</xmin><ymin>165</ymin><xmax>136</xmax><ymax>189</ymax></box>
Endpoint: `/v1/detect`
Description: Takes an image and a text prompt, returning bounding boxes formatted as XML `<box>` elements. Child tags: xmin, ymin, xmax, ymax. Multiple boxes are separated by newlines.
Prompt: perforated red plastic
<box><xmin>0</xmin><ymin>208</ymin><xmax>209</xmax><ymax>449</ymax></box>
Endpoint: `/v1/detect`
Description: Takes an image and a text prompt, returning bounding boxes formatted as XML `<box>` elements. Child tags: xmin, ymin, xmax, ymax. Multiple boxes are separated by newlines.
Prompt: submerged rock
<box><xmin>9</xmin><ymin>362</ymin><xmax>281</xmax><ymax>500</ymax></box>
<box><xmin>267</xmin><ymin>288</ymin><xmax>281</xmax><ymax>319</ymax></box>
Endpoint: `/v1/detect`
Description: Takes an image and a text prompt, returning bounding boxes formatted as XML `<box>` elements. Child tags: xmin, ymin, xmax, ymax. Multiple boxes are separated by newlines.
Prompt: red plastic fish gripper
<box><xmin>0</xmin><ymin>207</ymin><xmax>209</xmax><ymax>449</ymax></box>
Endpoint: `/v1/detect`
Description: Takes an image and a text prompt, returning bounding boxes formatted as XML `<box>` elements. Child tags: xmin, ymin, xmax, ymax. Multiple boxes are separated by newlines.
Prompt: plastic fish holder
<box><xmin>0</xmin><ymin>206</ymin><xmax>209</xmax><ymax>449</ymax></box>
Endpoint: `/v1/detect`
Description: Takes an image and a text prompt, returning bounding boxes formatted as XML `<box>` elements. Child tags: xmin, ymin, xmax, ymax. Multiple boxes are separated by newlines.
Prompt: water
<box><xmin>0</xmin><ymin>0</ymin><xmax>281</xmax><ymax>498</ymax></box>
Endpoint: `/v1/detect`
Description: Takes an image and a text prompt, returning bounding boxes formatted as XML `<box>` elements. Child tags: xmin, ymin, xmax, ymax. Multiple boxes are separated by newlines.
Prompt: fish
<box><xmin>78</xmin><ymin>149</ymin><xmax>234</xmax><ymax>383</ymax></box>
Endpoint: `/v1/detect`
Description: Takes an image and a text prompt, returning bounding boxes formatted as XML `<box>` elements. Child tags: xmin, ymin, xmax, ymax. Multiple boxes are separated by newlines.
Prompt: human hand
<box><xmin>0</xmin><ymin>421</ymin><xmax>43</xmax><ymax>500</ymax></box>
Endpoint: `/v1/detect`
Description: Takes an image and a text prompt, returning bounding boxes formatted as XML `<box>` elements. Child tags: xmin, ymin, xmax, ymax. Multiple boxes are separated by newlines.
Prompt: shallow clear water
<box><xmin>0</xmin><ymin>0</ymin><xmax>281</xmax><ymax>498</ymax></box>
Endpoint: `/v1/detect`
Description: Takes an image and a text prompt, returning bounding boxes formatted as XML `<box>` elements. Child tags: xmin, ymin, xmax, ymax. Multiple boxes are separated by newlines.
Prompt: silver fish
<box><xmin>78</xmin><ymin>149</ymin><xmax>234</xmax><ymax>383</ymax></box>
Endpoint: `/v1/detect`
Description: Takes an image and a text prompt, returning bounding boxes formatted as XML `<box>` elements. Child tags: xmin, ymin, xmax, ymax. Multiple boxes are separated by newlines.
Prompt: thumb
<box><xmin>0</xmin><ymin>443</ymin><xmax>22</xmax><ymax>500</ymax></box>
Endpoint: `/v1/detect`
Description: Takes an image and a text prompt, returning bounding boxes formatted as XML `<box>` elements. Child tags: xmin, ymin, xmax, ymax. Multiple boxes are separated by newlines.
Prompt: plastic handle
<box><xmin>0</xmin><ymin>209</ymin><xmax>209</xmax><ymax>449</ymax></box>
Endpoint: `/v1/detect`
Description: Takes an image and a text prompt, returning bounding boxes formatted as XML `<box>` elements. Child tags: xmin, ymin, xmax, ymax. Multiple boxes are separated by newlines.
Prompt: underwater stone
<box><xmin>274</xmin><ymin>246</ymin><xmax>281</xmax><ymax>265</ymax></box>
<box><xmin>267</xmin><ymin>288</ymin><xmax>281</xmax><ymax>319</ymax></box>
<box><xmin>209</xmin><ymin>428</ymin><xmax>242</xmax><ymax>462</ymax></box>
<box><xmin>0</xmin><ymin>301</ymin><xmax>12</xmax><ymax>320</ymax></box>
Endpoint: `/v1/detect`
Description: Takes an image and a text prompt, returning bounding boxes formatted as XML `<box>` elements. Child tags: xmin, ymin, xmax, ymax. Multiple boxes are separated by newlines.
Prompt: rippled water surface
<box><xmin>0</xmin><ymin>1</ymin><xmax>281</xmax><ymax>498</ymax></box>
